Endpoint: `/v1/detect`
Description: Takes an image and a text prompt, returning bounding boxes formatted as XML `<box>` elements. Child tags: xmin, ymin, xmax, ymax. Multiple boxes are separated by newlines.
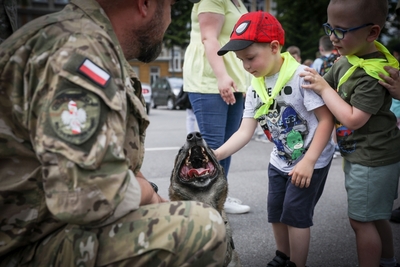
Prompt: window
<box><xmin>150</xmin><ymin>66</ymin><xmax>160</xmax><ymax>86</ymax></box>
<box><xmin>169</xmin><ymin>47</ymin><xmax>182</xmax><ymax>73</ymax></box>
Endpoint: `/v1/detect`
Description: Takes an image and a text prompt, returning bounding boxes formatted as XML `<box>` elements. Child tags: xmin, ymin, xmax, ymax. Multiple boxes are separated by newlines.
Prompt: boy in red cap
<box><xmin>215</xmin><ymin>11</ymin><xmax>335</xmax><ymax>267</ymax></box>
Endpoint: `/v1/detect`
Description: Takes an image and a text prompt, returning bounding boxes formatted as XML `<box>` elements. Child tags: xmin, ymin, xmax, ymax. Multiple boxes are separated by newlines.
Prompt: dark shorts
<box><xmin>267</xmin><ymin>161</ymin><xmax>331</xmax><ymax>228</ymax></box>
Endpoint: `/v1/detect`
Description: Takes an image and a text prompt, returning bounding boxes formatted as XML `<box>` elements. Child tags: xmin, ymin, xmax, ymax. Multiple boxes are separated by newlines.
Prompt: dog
<box><xmin>169</xmin><ymin>131</ymin><xmax>241</xmax><ymax>267</ymax></box>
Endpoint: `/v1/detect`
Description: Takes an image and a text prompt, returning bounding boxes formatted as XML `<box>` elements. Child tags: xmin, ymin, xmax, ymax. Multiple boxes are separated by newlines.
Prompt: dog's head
<box><xmin>169</xmin><ymin>132</ymin><xmax>228</xmax><ymax>211</ymax></box>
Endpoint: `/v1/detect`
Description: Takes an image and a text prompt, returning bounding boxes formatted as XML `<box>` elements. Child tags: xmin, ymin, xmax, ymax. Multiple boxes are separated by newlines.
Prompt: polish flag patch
<box><xmin>78</xmin><ymin>59</ymin><xmax>110</xmax><ymax>87</ymax></box>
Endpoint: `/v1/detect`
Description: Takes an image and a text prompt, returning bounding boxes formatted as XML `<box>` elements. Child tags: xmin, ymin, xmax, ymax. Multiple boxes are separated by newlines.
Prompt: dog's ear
<box><xmin>173</xmin><ymin>148</ymin><xmax>182</xmax><ymax>166</ymax></box>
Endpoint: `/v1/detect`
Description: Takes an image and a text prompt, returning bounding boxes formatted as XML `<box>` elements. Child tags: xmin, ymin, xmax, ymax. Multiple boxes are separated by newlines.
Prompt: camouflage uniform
<box><xmin>0</xmin><ymin>0</ymin><xmax>17</xmax><ymax>44</ymax></box>
<box><xmin>0</xmin><ymin>0</ymin><xmax>227</xmax><ymax>266</ymax></box>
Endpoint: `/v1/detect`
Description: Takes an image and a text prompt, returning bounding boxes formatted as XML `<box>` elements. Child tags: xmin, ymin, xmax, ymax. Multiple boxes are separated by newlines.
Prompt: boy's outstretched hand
<box><xmin>300</xmin><ymin>67</ymin><xmax>333</xmax><ymax>95</ymax></box>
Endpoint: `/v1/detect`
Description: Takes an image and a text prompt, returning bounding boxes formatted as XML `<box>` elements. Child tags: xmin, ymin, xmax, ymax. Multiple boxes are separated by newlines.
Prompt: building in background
<box><xmin>15</xmin><ymin>0</ymin><xmax>274</xmax><ymax>85</ymax></box>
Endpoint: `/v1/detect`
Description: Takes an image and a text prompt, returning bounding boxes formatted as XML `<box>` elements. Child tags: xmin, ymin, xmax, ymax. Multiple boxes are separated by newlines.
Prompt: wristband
<box><xmin>149</xmin><ymin>181</ymin><xmax>158</xmax><ymax>193</ymax></box>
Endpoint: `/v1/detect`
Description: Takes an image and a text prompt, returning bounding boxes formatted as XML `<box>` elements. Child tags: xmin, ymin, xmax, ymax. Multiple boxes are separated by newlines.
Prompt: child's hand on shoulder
<box><xmin>300</xmin><ymin>67</ymin><xmax>332</xmax><ymax>95</ymax></box>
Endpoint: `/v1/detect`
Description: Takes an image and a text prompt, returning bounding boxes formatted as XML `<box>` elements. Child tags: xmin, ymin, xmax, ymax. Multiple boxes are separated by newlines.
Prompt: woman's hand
<box><xmin>218</xmin><ymin>74</ymin><xmax>238</xmax><ymax>105</ymax></box>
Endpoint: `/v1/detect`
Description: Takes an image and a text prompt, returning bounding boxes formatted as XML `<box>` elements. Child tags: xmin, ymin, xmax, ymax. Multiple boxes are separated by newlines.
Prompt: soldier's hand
<box><xmin>152</xmin><ymin>194</ymin><xmax>169</xmax><ymax>203</ymax></box>
<box><xmin>136</xmin><ymin>173</ymin><xmax>168</xmax><ymax>205</ymax></box>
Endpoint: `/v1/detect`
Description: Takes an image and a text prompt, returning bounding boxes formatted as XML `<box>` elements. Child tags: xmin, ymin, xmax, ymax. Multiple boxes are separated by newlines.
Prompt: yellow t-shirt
<box><xmin>183</xmin><ymin>0</ymin><xmax>251</xmax><ymax>94</ymax></box>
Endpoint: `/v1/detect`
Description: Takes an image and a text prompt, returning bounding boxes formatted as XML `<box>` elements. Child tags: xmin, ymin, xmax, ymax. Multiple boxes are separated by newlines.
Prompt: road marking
<box><xmin>145</xmin><ymin>147</ymin><xmax>181</xmax><ymax>151</ymax></box>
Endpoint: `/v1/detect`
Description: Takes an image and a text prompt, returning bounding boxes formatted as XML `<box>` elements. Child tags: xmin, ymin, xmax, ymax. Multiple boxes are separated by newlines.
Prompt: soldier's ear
<box><xmin>136</xmin><ymin>0</ymin><xmax>150</xmax><ymax>17</ymax></box>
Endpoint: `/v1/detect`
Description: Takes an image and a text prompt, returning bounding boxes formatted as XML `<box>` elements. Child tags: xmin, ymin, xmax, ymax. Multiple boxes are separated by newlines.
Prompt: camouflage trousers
<box><xmin>2</xmin><ymin>201</ymin><xmax>227</xmax><ymax>267</ymax></box>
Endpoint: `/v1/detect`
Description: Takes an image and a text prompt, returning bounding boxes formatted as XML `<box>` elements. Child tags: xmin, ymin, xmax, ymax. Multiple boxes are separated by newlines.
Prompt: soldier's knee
<box><xmin>182</xmin><ymin>201</ymin><xmax>227</xmax><ymax>265</ymax></box>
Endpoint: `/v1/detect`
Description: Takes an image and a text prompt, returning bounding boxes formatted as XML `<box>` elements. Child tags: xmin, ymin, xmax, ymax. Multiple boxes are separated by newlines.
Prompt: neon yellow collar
<box><xmin>338</xmin><ymin>41</ymin><xmax>399</xmax><ymax>90</ymax></box>
<box><xmin>252</xmin><ymin>52</ymin><xmax>300</xmax><ymax>119</ymax></box>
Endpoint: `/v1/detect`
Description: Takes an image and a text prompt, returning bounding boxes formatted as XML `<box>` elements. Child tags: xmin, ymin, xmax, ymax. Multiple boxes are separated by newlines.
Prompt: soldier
<box><xmin>0</xmin><ymin>0</ymin><xmax>227</xmax><ymax>266</ymax></box>
<box><xmin>0</xmin><ymin>0</ymin><xmax>17</xmax><ymax>44</ymax></box>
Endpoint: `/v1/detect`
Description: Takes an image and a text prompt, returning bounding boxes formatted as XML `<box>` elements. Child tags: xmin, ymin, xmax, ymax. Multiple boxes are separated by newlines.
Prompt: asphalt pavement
<box><xmin>141</xmin><ymin>108</ymin><xmax>400</xmax><ymax>267</ymax></box>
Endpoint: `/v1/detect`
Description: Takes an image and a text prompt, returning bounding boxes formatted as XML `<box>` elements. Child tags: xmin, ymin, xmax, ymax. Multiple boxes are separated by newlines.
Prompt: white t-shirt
<box><xmin>243</xmin><ymin>65</ymin><xmax>335</xmax><ymax>172</ymax></box>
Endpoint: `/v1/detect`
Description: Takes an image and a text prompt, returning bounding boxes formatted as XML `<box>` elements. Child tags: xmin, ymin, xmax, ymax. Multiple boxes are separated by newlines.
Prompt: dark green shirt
<box><xmin>324</xmin><ymin>52</ymin><xmax>400</xmax><ymax>167</ymax></box>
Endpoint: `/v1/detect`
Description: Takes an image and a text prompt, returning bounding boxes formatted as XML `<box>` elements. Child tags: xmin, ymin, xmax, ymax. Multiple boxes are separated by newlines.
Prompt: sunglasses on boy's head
<box><xmin>322</xmin><ymin>23</ymin><xmax>374</xmax><ymax>40</ymax></box>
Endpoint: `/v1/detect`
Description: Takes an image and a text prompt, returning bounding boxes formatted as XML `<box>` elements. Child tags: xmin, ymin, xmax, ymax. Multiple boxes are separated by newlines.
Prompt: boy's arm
<box><xmin>214</xmin><ymin>118</ymin><xmax>258</xmax><ymax>161</ymax></box>
<box><xmin>289</xmin><ymin>105</ymin><xmax>333</xmax><ymax>188</ymax></box>
<box><xmin>300</xmin><ymin>67</ymin><xmax>371</xmax><ymax>130</ymax></box>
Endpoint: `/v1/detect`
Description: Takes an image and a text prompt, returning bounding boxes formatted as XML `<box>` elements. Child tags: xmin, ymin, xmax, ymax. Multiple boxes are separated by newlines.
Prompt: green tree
<box><xmin>385</xmin><ymin>0</ymin><xmax>400</xmax><ymax>49</ymax></box>
<box><xmin>275</xmin><ymin>0</ymin><xmax>400</xmax><ymax>61</ymax></box>
<box><xmin>275</xmin><ymin>0</ymin><xmax>330</xmax><ymax>61</ymax></box>
<box><xmin>164</xmin><ymin>1</ymin><xmax>193</xmax><ymax>49</ymax></box>
<box><xmin>163</xmin><ymin>0</ymin><xmax>400</xmax><ymax>63</ymax></box>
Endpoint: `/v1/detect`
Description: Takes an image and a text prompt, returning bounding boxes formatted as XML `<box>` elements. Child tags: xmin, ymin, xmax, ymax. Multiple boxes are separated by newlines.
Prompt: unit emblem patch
<box><xmin>48</xmin><ymin>89</ymin><xmax>101</xmax><ymax>145</ymax></box>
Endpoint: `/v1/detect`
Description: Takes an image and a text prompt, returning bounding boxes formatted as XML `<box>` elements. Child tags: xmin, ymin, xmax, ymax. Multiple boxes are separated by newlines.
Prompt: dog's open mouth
<box><xmin>178</xmin><ymin>145</ymin><xmax>218</xmax><ymax>186</ymax></box>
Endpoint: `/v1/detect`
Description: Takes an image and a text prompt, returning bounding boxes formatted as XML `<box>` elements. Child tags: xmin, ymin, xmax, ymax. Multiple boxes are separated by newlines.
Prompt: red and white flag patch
<box><xmin>78</xmin><ymin>59</ymin><xmax>110</xmax><ymax>87</ymax></box>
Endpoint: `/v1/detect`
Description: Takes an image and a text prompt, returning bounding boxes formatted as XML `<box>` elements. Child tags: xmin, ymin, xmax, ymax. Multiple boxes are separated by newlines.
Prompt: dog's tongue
<box><xmin>188</xmin><ymin>168</ymin><xmax>208</xmax><ymax>178</ymax></box>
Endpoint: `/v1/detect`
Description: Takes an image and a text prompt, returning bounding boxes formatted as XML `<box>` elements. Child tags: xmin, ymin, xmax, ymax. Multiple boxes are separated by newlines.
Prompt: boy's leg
<box><xmin>288</xmin><ymin>226</ymin><xmax>310</xmax><ymax>267</ymax></box>
<box><xmin>267</xmin><ymin>162</ymin><xmax>331</xmax><ymax>267</ymax></box>
<box><xmin>271</xmin><ymin>222</ymin><xmax>290</xmax><ymax>256</ymax></box>
<box><xmin>281</xmin><ymin>162</ymin><xmax>330</xmax><ymax>267</ymax></box>
<box><xmin>375</xmin><ymin>220</ymin><xmax>395</xmax><ymax>258</ymax></box>
<box><xmin>349</xmin><ymin>219</ymin><xmax>381</xmax><ymax>267</ymax></box>
<box><xmin>268</xmin><ymin>164</ymin><xmax>291</xmax><ymax>266</ymax></box>
<box><xmin>375</xmin><ymin>219</ymin><xmax>398</xmax><ymax>267</ymax></box>
<box><xmin>344</xmin><ymin>160</ymin><xmax>400</xmax><ymax>267</ymax></box>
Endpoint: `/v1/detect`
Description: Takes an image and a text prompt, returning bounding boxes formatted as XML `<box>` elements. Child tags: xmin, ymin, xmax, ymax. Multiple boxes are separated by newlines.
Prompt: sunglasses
<box><xmin>322</xmin><ymin>23</ymin><xmax>374</xmax><ymax>40</ymax></box>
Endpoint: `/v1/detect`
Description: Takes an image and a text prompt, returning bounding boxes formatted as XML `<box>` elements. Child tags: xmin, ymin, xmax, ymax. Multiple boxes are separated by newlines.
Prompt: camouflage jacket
<box><xmin>0</xmin><ymin>0</ymin><xmax>149</xmax><ymax>256</ymax></box>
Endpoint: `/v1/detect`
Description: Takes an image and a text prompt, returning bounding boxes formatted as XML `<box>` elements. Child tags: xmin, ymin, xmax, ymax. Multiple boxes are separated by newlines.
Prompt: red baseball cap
<box><xmin>218</xmin><ymin>11</ymin><xmax>285</xmax><ymax>56</ymax></box>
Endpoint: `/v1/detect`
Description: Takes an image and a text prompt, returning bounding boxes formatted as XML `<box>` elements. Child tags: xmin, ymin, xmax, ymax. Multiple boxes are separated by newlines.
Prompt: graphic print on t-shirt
<box><xmin>336</xmin><ymin>123</ymin><xmax>355</xmax><ymax>154</ymax></box>
<box><xmin>257</xmin><ymin>86</ymin><xmax>309</xmax><ymax>165</ymax></box>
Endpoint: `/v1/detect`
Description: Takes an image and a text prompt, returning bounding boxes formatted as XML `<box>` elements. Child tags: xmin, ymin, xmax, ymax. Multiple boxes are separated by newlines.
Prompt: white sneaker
<box><xmin>255</xmin><ymin>133</ymin><xmax>270</xmax><ymax>143</ymax></box>
<box><xmin>226</xmin><ymin>196</ymin><xmax>242</xmax><ymax>205</ymax></box>
<box><xmin>333</xmin><ymin>151</ymin><xmax>341</xmax><ymax>159</ymax></box>
<box><xmin>224</xmin><ymin>197</ymin><xmax>250</xmax><ymax>214</ymax></box>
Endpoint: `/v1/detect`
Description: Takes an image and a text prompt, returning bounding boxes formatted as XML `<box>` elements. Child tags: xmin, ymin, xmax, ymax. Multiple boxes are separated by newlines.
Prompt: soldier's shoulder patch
<box><xmin>77</xmin><ymin>58</ymin><xmax>110</xmax><ymax>87</ymax></box>
<box><xmin>48</xmin><ymin>88</ymin><xmax>101</xmax><ymax>145</ymax></box>
<box><xmin>63</xmin><ymin>53</ymin><xmax>111</xmax><ymax>88</ymax></box>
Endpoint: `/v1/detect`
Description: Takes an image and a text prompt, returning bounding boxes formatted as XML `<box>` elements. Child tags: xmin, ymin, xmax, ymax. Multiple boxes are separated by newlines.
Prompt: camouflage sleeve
<box><xmin>31</xmin><ymin>33</ymin><xmax>141</xmax><ymax>225</ymax></box>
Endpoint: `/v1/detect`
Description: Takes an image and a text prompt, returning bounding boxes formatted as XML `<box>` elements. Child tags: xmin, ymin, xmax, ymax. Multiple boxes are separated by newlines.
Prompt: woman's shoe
<box><xmin>224</xmin><ymin>197</ymin><xmax>250</xmax><ymax>214</ymax></box>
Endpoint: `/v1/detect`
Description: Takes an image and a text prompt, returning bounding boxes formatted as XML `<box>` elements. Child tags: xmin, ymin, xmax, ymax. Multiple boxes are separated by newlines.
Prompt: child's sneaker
<box><xmin>267</xmin><ymin>250</ymin><xmax>289</xmax><ymax>267</ymax></box>
<box><xmin>390</xmin><ymin>206</ymin><xmax>400</xmax><ymax>223</ymax></box>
